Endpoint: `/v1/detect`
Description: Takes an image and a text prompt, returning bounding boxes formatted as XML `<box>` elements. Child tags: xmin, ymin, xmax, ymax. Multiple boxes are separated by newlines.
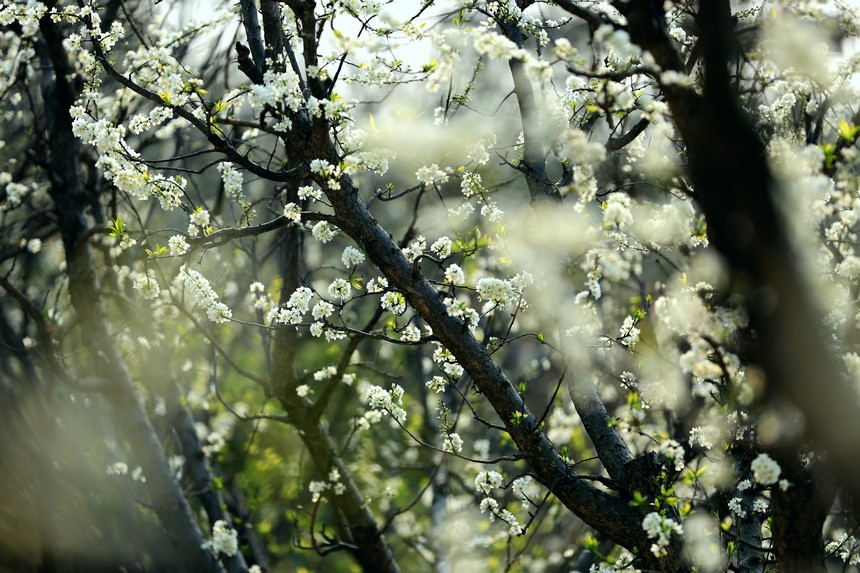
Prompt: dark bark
<box><xmin>37</xmin><ymin>8</ymin><xmax>223</xmax><ymax>573</ymax></box>
<box><xmin>566</xmin><ymin>372</ymin><xmax>632</xmax><ymax>487</ymax></box>
<box><xmin>228</xmin><ymin>7</ymin><xmax>401</xmax><ymax>571</ymax></box>
<box><xmin>618</xmin><ymin>0</ymin><xmax>860</xmax><ymax>503</ymax></box>
<box><xmin>238</xmin><ymin>0</ymin><xmax>266</xmax><ymax>78</ymax></box>
<box><xmin>169</xmin><ymin>387</ymin><xmax>251</xmax><ymax>573</ymax></box>
<box><xmin>770</xmin><ymin>452</ymin><xmax>835</xmax><ymax>572</ymax></box>
<box><xmin>553</xmin><ymin>0</ymin><xmax>607</xmax><ymax>32</ymax></box>
<box><xmin>321</xmin><ymin>170</ymin><xmax>685</xmax><ymax>570</ymax></box>
<box><xmin>260</xmin><ymin>0</ymin><xmax>287</xmax><ymax>66</ymax></box>
<box><xmin>605</xmin><ymin>118</ymin><xmax>650</xmax><ymax>152</ymax></box>
<box><xmin>498</xmin><ymin>19</ymin><xmax>562</xmax><ymax>203</ymax></box>
<box><xmin>498</xmin><ymin>14</ymin><xmax>646</xmax><ymax>536</ymax></box>
<box><xmin>267</xmin><ymin>187</ymin><xmax>399</xmax><ymax>572</ymax></box>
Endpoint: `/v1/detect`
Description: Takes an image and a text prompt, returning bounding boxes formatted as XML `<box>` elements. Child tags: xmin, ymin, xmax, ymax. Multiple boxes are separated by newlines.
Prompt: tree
<box><xmin>2</xmin><ymin>0</ymin><xmax>860</xmax><ymax>571</ymax></box>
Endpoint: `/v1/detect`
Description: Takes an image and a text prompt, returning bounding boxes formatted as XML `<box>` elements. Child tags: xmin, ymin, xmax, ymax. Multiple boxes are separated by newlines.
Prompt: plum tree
<box><xmin>2</xmin><ymin>1</ymin><xmax>860</xmax><ymax>572</ymax></box>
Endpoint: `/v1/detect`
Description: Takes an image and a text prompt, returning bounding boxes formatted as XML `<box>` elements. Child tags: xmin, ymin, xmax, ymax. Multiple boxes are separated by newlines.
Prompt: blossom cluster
<box><xmin>474</xmin><ymin>471</ymin><xmax>524</xmax><ymax>536</ymax></box>
<box><xmin>641</xmin><ymin>512</ymin><xmax>683</xmax><ymax>557</ymax></box>
<box><xmin>71</xmin><ymin>106</ymin><xmax>189</xmax><ymax>212</ymax></box>
<box><xmin>267</xmin><ymin>286</ymin><xmax>313</xmax><ymax>326</ymax></box>
<box><xmin>204</xmin><ymin>520</ymin><xmax>238</xmax><ymax>557</ymax></box>
<box><xmin>217</xmin><ymin>163</ymin><xmax>253</xmax><ymax>223</ymax></box>
<box><xmin>131</xmin><ymin>270</ymin><xmax>160</xmax><ymax>301</ymax></box>
<box><xmin>432</xmin><ymin>343</ymin><xmax>465</xmax><ymax>379</ymax></box>
<box><xmin>308</xmin><ymin>467</ymin><xmax>347</xmax><ymax>503</ymax></box>
<box><xmin>364</xmin><ymin>384</ymin><xmax>407</xmax><ymax>423</ymax></box>
<box><xmin>177</xmin><ymin>265</ymin><xmax>232</xmax><ymax>323</ymax></box>
<box><xmin>750</xmin><ymin>453</ymin><xmax>781</xmax><ymax>486</ymax></box>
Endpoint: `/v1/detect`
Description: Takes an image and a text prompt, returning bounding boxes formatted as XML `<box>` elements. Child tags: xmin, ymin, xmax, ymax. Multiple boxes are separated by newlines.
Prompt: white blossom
<box><xmin>475</xmin><ymin>470</ymin><xmax>504</xmax><ymax>494</ymax></box>
<box><xmin>476</xmin><ymin>277</ymin><xmax>515</xmax><ymax>307</ymax></box>
<box><xmin>444</xmin><ymin>264</ymin><xmax>465</xmax><ymax>285</ymax></box>
<box><xmin>309</xmin><ymin>480</ymin><xmax>328</xmax><ymax>503</ymax></box>
<box><xmin>367</xmin><ymin>276</ymin><xmax>388</xmax><ymax>293</ymax></box>
<box><xmin>642</xmin><ymin>512</ymin><xmax>683</xmax><ymax>557</ymax></box>
<box><xmin>207</xmin><ymin>520</ymin><xmax>238</xmax><ymax>557</ymax></box>
<box><xmin>168</xmin><ymin>235</ymin><xmax>190</xmax><ymax>256</ymax></box>
<box><xmin>827</xmin><ymin>531</ymin><xmax>860</xmax><ymax>565</ymax></box>
<box><xmin>341</xmin><ymin>246</ymin><xmax>365</xmax><ymax>267</ymax></box>
<box><xmin>298</xmin><ymin>185</ymin><xmax>322</xmax><ymax>201</ymax></box>
<box><xmin>401</xmin><ymin>236</ymin><xmax>426</xmax><ymax>263</ymax></box>
<box><xmin>381</xmin><ymin>291</ymin><xmax>406</xmax><ymax>315</ymax></box>
<box><xmin>177</xmin><ymin>266</ymin><xmax>232</xmax><ymax>323</ymax></box>
<box><xmin>283</xmin><ymin>202</ymin><xmax>302</xmax><ymax>222</ymax></box>
<box><xmin>401</xmin><ymin>325</ymin><xmax>421</xmax><ymax>342</ymax></box>
<box><xmin>425</xmin><ymin>376</ymin><xmax>448</xmax><ymax>393</ymax></box>
<box><xmin>132</xmin><ymin>272</ymin><xmax>160</xmax><ymax>300</ymax></box>
<box><xmin>751</xmin><ymin>453</ymin><xmax>781</xmax><ymax>485</ymax></box>
<box><xmin>312</xmin><ymin>221</ymin><xmax>336</xmax><ymax>243</ymax></box>
<box><xmin>364</xmin><ymin>384</ymin><xmax>407</xmax><ymax>422</ymax></box>
<box><xmin>430</xmin><ymin>236</ymin><xmax>453</xmax><ymax>259</ymax></box>
<box><xmin>106</xmin><ymin>462</ymin><xmax>128</xmax><ymax>476</ymax></box>
<box><xmin>728</xmin><ymin>497</ymin><xmax>747</xmax><ymax>518</ymax></box>
<box><xmin>415</xmin><ymin>164</ymin><xmax>449</xmax><ymax>185</ymax></box>
<box><xmin>657</xmin><ymin>439</ymin><xmax>685</xmax><ymax>472</ymax></box>
<box><xmin>328</xmin><ymin>278</ymin><xmax>351</xmax><ymax>300</ymax></box>
<box><xmin>442</xmin><ymin>432</ymin><xmax>463</xmax><ymax>453</ymax></box>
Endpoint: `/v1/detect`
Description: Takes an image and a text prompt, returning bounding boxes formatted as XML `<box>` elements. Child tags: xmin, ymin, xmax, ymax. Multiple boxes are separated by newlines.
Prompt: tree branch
<box><xmin>238</xmin><ymin>0</ymin><xmax>266</xmax><ymax>78</ymax></box>
<box><xmin>498</xmin><ymin>19</ymin><xmax>562</xmax><ymax>203</ymax></box>
<box><xmin>621</xmin><ymin>0</ymin><xmax>860</xmax><ymax>510</ymax></box>
<box><xmin>38</xmin><ymin>8</ymin><xmax>223</xmax><ymax>571</ymax></box>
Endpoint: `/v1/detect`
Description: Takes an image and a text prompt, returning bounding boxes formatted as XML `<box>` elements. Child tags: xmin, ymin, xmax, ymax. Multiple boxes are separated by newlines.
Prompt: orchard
<box><xmin>2</xmin><ymin>1</ymin><xmax>860</xmax><ymax>572</ymax></box>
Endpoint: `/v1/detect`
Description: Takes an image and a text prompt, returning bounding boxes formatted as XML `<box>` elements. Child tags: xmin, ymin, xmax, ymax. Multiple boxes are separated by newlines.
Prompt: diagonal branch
<box><xmin>605</xmin><ymin>118</ymin><xmax>650</xmax><ymax>152</ymax></box>
<box><xmin>238</xmin><ymin>0</ymin><xmax>265</xmax><ymax>78</ymax></box>
<box><xmin>497</xmin><ymin>18</ymin><xmax>561</xmax><ymax>203</ymax></box>
<box><xmin>324</xmin><ymin>170</ymin><xmax>672</xmax><ymax>569</ymax></box>
<box><xmin>552</xmin><ymin>0</ymin><xmax>608</xmax><ymax>31</ymax></box>
<box><xmin>565</xmin><ymin>371</ymin><xmax>633</xmax><ymax>486</ymax></box>
<box><xmin>40</xmin><ymin>7</ymin><xmax>224</xmax><ymax>571</ymax></box>
<box><xmin>88</xmin><ymin>35</ymin><xmax>307</xmax><ymax>183</ymax></box>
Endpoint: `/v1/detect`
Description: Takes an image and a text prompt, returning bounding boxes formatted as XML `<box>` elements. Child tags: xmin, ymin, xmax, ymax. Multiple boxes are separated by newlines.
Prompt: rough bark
<box><xmin>618</xmin><ymin>0</ymin><xmax>860</xmax><ymax>503</ymax></box>
<box><xmin>238</xmin><ymin>0</ymin><xmax>266</xmax><ymax>78</ymax></box>
<box><xmin>322</xmin><ymin>171</ymin><xmax>684</xmax><ymax>570</ymax></box>
<box><xmin>168</xmin><ymin>386</ymin><xmax>251</xmax><ymax>573</ymax></box>
<box><xmin>37</xmin><ymin>8</ymin><xmax>223</xmax><ymax>573</ymax></box>
<box><xmin>770</xmin><ymin>452</ymin><xmax>835</xmax><ymax>573</ymax></box>
<box><xmin>499</xmin><ymin>19</ymin><xmax>563</xmax><ymax>203</ymax></box>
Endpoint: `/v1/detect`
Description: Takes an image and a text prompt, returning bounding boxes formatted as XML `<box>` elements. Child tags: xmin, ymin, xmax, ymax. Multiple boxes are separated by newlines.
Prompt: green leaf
<box><xmin>838</xmin><ymin>118</ymin><xmax>860</xmax><ymax>141</ymax></box>
<box><xmin>107</xmin><ymin>216</ymin><xmax>126</xmax><ymax>239</ymax></box>
<box><xmin>726</xmin><ymin>540</ymin><xmax>736</xmax><ymax>555</ymax></box>
<box><xmin>683</xmin><ymin>465</ymin><xmax>707</xmax><ymax>483</ymax></box>
<box><xmin>145</xmin><ymin>244</ymin><xmax>168</xmax><ymax>259</ymax></box>
<box><xmin>452</xmin><ymin>9</ymin><xmax>470</xmax><ymax>26</ymax></box>
<box><xmin>630</xmin><ymin>490</ymin><xmax>648</xmax><ymax>507</ymax></box>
